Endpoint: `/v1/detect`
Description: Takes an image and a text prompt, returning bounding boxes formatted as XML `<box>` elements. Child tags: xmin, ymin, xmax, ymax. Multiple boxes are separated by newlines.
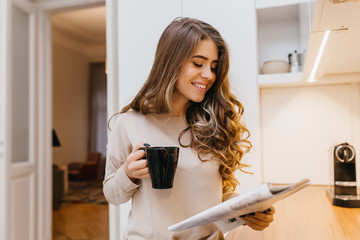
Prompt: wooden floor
<box><xmin>226</xmin><ymin>185</ymin><xmax>360</xmax><ymax>240</ymax></box>
<box><xmin>52</xmin><ymin>186</ymin><xmax>360</xmax><ymax>240</ymax></box>
<box><xmin>53</xmin><ymin>203</ymin><xmax>109</xmax><ymax>240</ymax></box>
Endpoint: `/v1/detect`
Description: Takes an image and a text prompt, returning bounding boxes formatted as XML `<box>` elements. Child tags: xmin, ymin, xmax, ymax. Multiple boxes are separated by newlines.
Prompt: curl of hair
<box><xmin>179</xmin><ymin>83</ymin><xmax>252</xmax><ymax>201</ymax></box>
<box><xmin>121</xmin><ymin>17</ymin><xmax>252</xmax><ymax>201</ymax></box>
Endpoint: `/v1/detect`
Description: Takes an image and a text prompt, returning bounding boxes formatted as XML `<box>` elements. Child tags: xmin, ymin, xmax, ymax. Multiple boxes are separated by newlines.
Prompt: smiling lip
<box><xmin>191</xmin><ymin>82</ymin><xmax>207</xmax><ymax>91</ymax></box>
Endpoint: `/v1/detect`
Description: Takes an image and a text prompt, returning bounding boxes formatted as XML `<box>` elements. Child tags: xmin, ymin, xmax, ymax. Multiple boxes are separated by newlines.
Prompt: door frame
<box><xmin>1</xmin><ymin>0</ymin><xmax>39</xmax><ymax>239</ymax></box>
<box><xmin>0</xmin><ymin>0</ymin><xmax>10</xmax><ymax>239</ymax></box>
<box><xmin>1</xmin><ymin>0</ymin><xmax>114</xmax><ymax>239</ymax></box>
<box><xmin>35</xmin><ymin>0</ymin><xmax>108</xmax><ymax>239</ymax></box>
<box><xmin>105</xmin><ymin>1</ymin><xmax>121</xmax><ymax>240</ymax></box>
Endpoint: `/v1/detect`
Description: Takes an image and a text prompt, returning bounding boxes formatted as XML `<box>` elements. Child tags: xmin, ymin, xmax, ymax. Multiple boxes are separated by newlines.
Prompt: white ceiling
<box><xmin>51</xmin><ymin>5</ymin><xmax>106</xmax><ymax>44</ymax></box>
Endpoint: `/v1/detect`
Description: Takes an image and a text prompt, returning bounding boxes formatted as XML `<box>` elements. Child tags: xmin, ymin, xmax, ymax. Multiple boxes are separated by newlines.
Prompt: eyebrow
<box><xmin>192</xmin><ymin>55</ymin><xmax>218</xmax><ymax>62</ymax></box>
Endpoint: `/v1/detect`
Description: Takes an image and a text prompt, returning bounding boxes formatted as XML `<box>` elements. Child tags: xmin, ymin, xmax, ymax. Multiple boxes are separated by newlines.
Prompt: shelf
<box><xmin>256</xmin><ymin>0</ymin><xmax>315</xmax><ymax>84</ymax></box>
<box><xmin>258</xmin><ymin>72</ymin><xmax>360</xmax><ymax>88</ymax></box>
<box><xmin>258</xmin><ymin>72</ymin><xmax>303</xmax><ymax>87</ymax></box>
<box><xmin>256</xmin><ymin>0</ymin><xmax>313</xmax><ymax>9</ymax></box>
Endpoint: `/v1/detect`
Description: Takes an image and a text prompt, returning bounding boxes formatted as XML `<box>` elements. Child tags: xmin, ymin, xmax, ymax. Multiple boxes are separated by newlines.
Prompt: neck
<box><xmin>171</xmin><ymin>92</ymin><xmax>189</xmax><ymax>117</ymax></box>
<box><xmin>171</xmin><ymin>106</ymin><xmax>185</xmax><ymax>117</ymax></box>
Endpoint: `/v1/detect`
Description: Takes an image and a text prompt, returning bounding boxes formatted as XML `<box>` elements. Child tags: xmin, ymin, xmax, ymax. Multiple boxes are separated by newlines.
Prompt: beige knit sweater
<box><xmin>103</xmin><ymin>110</ymin><xmax>224</xmax><ymax>240</ymax></box>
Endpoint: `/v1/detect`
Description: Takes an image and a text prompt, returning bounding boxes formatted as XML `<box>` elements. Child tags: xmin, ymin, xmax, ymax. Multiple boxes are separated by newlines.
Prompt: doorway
<box><xmin>50</xmin><ymin>5</ymin><xmax>108</xmax><ymax>240</ymax></box>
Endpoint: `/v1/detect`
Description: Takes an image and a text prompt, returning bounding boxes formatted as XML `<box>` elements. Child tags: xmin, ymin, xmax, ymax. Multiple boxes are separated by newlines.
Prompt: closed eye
<box><xmin>193</xmin><ymin>62</ymin><xmax>217</xmax><ymax>73</ymax></box>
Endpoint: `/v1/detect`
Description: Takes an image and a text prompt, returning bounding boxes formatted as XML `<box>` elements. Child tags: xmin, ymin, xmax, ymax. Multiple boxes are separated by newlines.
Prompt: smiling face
<box><xmin>172</xmin><ymin>39</ymin><xmax>218</xmax><ymax>116</ymax></box>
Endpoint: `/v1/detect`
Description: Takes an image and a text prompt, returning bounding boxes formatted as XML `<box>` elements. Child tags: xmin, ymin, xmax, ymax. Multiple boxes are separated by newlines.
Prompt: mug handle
<box><xmin>139</xmin><ymin>143</ymin><xmax>151</xmax><ymax>159</ymax></box>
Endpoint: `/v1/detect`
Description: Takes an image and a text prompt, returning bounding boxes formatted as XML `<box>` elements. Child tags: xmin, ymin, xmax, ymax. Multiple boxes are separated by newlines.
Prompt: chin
<box><xmin>191</xmin><ymin>96</ymin><xmax>205</xmax><ymax>103</ymax></box>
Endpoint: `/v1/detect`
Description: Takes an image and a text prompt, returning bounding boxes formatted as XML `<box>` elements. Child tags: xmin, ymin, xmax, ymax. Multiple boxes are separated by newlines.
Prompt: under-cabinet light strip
<box><xmin>308</xmin><ymin>30</ymin><xmax>331</xmax><ymax>82</ymax></box>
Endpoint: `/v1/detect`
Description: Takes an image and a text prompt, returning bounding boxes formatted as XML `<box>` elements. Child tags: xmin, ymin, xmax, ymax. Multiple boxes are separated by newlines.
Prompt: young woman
<box><xmin>103</xmin><ymin>17</ymin><xmax>274</xmax><ymax>240</ymax></box>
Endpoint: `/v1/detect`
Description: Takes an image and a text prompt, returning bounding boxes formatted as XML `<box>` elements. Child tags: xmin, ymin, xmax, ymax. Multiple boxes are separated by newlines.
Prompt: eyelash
<box><xmin>193</xmin><ymin>62</ymin><xmax>217</xmax><ymax>72</ymax></box>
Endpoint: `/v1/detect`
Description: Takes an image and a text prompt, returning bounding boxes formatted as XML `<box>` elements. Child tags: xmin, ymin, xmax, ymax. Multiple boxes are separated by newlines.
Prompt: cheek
<box><xmin>211</xmin><ymin>69</ymin><xmax>217</xmax><ymax>79</ymax></box>
<box><xmin>175</xmin><ymin>77</ymin><xmax>187</xmax><ymax>94</ymax></box>
<box><xmin>209</xmin><ymin>75</ymin><xmax>217</xmax><ymax>86</ymax></box>
<box><xmin>182</xmin><ymin>64</ymin><xmax>200</xmax><ymax>78</ymax></box>
<box><xmin>177</xmin><ymin>70</ymin><xmax>194</xmax><ymax>86</ymax></box>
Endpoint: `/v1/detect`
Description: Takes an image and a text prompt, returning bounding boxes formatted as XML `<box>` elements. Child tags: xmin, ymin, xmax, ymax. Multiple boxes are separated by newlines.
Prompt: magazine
<box><xmin>168</xmin><ymin>178</ymin><xmax>310</xmax><ymax>233</ymax></box>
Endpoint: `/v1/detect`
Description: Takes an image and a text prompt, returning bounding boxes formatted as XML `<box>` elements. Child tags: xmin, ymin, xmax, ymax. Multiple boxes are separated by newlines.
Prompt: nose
<box><xmin>200</xmin><ymin>66</ymin><xmax>214</xmax><ymax>80</ymax></box>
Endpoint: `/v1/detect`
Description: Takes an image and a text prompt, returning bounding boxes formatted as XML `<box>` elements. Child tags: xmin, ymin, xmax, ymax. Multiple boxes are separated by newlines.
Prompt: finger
<box><xmin>128</xmin><ymin>160</ymin><xmax>148</xmax><ymax>171</ymax></box>
<box><xmin>253</xmin><ymin>212</ymin><xmax>274</xmax><ymax>222</ymax></box>
<box><xmin>136</xmin><ymin>167</ymin><xmax>150</xmax><ymax>177</ymax></box>
<box><xmin>127</xmin><ymin>149</ymin><xmax>146</xmax><ymax>162</ymax></box>
<box><xmin>139</xmin><ymin>143</ymin><xmax>151</xmax><ymax>152</ymax></box>
<box><xmin>243</xmin><ymin>219</ymin><xmax>267</xmax><ymax>231</ymax></box>
<box><xmin>123</xmin><ymin>161</ymin><xmax>137</xmax><ymax>181</ymax></box>
<box><xmin>133</xmin><ymin>159</ymin><xmax>148</xmax><ymax>169</ymax></box>
<box><xmin>244</xmin><ymin>214</ymin><xmax>272</xmax><ymax>228</ymax></box>
<box><xmin>137</xmin><ymin>172</ymin><xmax>150</xmax><ymax>179</ymax></box>
<box><xmin>131</xmin><ymin>142</ymin><xmax>145</xmax><ymax>153</ymax></box>
<box><xmin>131</xmin><ymin>168</ymin><xmax>150</xmax><ymax>179</ymax></box>
<box><xmin>268</xmin><ymin>206</ymin><xmax>275</xmax><ymax>214</ymax></box>
<box><xmin>263</xmin><ymin>206</ymin><xmax>275</xmax><ymax>215</ymax></box>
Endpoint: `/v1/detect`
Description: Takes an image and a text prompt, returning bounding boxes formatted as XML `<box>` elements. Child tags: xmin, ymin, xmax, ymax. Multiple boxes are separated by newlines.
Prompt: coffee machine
<box><xmin>328</xmin><ymin>142</ymin><xmax>360</xmax><ymax>207</ymax></box>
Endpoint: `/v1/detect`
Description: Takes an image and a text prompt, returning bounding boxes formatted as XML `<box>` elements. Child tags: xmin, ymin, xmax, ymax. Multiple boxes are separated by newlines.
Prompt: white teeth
<box><xmin>193</xmin><ymin>83</ymin><xmax>206</xmax><ymax>89</ymax></box>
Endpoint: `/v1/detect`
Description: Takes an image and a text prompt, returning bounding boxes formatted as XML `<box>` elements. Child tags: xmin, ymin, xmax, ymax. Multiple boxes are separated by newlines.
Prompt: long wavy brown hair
<box><xmin>121</xmin><ymin>17</ymin><xmax>252</xmax><ymax>200</ymax></box>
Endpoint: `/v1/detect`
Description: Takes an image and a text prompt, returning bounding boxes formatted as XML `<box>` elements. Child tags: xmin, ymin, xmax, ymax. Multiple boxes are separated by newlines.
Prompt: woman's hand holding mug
<box><xmin>123</xmin><ymin>143</ymin><xmax>150</xmax><ymax>182</ymax></box>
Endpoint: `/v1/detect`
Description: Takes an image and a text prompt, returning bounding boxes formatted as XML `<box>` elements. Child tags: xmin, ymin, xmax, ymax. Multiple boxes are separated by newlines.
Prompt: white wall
<box><xmin>52</xmin><ymin>28</ymin><xmax>106</xmax><ymax>62</ymax></box>
<box><xmin>117</xmin><ymin>1</ymin><xmax>182</xmax><ymax>108</ymax></box>
<box><xmin>182</xmin><ymin>0</ymin><xmax>260</xmax><ymax>192</ymax></box>
<box><xmin>261</xmin><ymin>83</ymin><xmax>360</xmax><ymax>186</ymax></box>
<box><xmin>116</xmin><ymin>1</ymin><xmax>182</xmax><ymax>237</ymax></box>
<box><xmin>52</xmin><ymin>21</ymin><xmax>106</xmax><ymax>167</ymax></box>
<box><xmin>52</xmin><ymin>42</ymin><xmax>90</xmax><ymax>166</ymax></box>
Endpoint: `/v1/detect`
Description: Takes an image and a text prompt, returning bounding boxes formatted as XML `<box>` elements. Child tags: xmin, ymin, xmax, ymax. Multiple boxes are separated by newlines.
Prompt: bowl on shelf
<box><xmin>261</xmin><ymin>60</ymin><xmax>290</xmax><ymax>74</ymax></box>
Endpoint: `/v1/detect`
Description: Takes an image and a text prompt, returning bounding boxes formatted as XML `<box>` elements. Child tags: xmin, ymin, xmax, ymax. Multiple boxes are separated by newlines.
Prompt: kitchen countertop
<box><xmin>226</xmin><ymin>185</ymin><xmax>360</xmax><ymax>240</ymax></box>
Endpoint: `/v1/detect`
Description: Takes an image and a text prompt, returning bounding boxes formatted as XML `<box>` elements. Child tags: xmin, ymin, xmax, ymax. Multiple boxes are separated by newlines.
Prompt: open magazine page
<box><xmin>168</xmin><ymin>183</ymin><xmax>273</xmax><ymax>232</ymax></box>
<box><xmin>214</xmin><ymin>183</ymin><xmax>300</xmax><ymax>233</ymax></box>
<box><xmin>169</xmin><ymin>178</ymin><xmax>310</xmax><ymax>232</ymax></box>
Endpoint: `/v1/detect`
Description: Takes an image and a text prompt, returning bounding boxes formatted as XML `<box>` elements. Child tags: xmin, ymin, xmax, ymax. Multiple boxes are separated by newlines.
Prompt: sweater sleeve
<box><xmin>103</xmin><ymin>114</ymin><xmax>140</xmax><ymax>205</ymax></box>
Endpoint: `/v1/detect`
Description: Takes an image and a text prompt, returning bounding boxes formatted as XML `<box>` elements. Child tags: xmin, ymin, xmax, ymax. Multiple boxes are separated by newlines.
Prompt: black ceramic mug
<box><xmin>142</xmin><ymin>146</ymin><xmax>179</xmax><ymax>189</ymax></box>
